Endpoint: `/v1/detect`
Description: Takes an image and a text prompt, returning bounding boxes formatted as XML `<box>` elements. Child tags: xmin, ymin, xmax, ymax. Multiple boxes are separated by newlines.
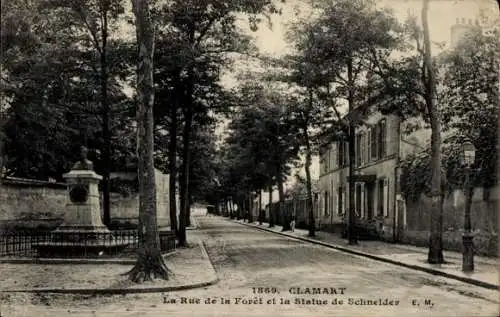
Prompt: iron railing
<box><xmin>0</xmin><ymin>230</ymin><xmax>175</xmax><ymax>258</ymax></box>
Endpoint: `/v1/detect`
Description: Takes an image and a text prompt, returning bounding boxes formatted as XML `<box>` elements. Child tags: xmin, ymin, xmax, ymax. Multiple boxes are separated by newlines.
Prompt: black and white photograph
<box><xmin>0</xmin><ymin>0</ymin><xmax>499</xmax><ymax>316</ymax></box>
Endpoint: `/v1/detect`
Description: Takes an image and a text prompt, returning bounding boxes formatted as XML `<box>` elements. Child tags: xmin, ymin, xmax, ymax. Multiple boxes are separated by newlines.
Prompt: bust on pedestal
<box><xmin>32</xmin><ymin>146</ymin><xmax>131</xmax><ymax>258</ymax></box>
<box><xmin>57</xmin><ymin>146</ymin><xmax>108</xmax><ymax>232</ymax></box>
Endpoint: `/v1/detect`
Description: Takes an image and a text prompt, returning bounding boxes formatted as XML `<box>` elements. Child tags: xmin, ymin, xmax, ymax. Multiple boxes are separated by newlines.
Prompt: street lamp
<box><xmin>460</xmin><ymin>139</ymin><xmax>476</xmax><ymax>272</ymax></box>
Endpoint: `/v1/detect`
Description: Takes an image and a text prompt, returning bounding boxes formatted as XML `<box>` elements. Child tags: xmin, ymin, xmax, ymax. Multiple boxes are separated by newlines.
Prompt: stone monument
<box><xmin>57</xmin><ymin>146</ymin><xmax>108</xmax><ymax>233</ymax></box>
<box><xmin>33</xmin><ymin>146</ymin><xmax>132</xmax><ymax>257</ymax></box>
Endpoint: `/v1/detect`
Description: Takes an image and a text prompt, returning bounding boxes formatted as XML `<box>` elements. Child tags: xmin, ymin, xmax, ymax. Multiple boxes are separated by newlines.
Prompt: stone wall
<box><xmin>108</xmin><ymin>170</ymin><xmax>171</xmax><ymax>228</ymax></box>
<box><xmin>0</xmin><ymin>170</ymin><xmax>173</xmax><ymax>231</ymax></box>
<box><xmin>0</xmin><ymin>178</ymin><xmax>67</xmax><ymax>230</ymax></box>
<box><xmin>401</xmin><ymin>186</ymin><xmax>498</xmax><ymax>256</ymax></box>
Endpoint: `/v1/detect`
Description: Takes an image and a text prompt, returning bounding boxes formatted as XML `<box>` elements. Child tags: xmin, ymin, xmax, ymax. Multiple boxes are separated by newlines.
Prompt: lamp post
<box><xmin>460</xmin><ymin>139</ymin><xmax>476</xmax><ymax>273</ymax></box>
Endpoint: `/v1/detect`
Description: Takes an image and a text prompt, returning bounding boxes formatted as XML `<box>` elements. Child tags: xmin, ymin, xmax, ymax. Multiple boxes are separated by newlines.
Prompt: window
<box><xmin>383</xmin><ymin>179</ymin><xmax>389</xmax><ymax>217</ymax></box>
<box><xmin>355</xmin><ymin>183</ymin><xmax>362</xmax><ymax>217</ymax></box>
<box><xmin>371</xmin><ymin>126</ymin><xmax>378</xmax><ymax>161</ymax></box>
<box><xmin>378</xmin><ymin>119</ymin><xmax>387</xmax><ymax>158</ymax></box>
<box><xmin>360</xmin><ymin>183</ymin><xmax>365</xmax><ymax>218</ymax></box>
<box><xmin>324</xmin><ymin>191</ymin><xmax>329</xmax><ymax>216</ymax></box>
<box><xmin>327</xmin><ymin>149</ymin><xmax>332</xmax><ymax>172</ymax></box>
<box><xmin>338</xmin><ymin>186</ymin><xmax>344</xmax><ymax>215</ymax></box>
<box><xmin>377</xmin><ymin>179</ymin><xmax>384</xmax><ymax>216</ymax></box>
<box><xmin>346</xmin><ymin>141</ymin><xmax>350</xmax><ymax>167</ymax></box>
<box><xmin>367</xmin><ymin>129</ymin><xmax>371</xmax><ymax>162</ymax></box>
<box><xmin>366</xmin><ymin>185</ymin><xmax>373</xmax><ymax>219</ymax></box>
<box><xmin>355</xmin><ymin>134</ymin><xmax>362</xmax><ymax>167</ymax></box>
<box><xmin>331</xmin><ymin>180</ymin><xmax>335</xmax><ymax>216</ymax></box>
<box><xmin>360</xmin><ymin>133</ymin><xmax>365</xmax><ymax>166</ymax></box>
<box><xmin>338</xmin><ymin>142</ymin><xmax>344</xmax><ymax>167</ymax></box>
<box><xmin>338</xmin><ymin>141</ymin><xmax>348</xmax><ymax>167</ymax></box>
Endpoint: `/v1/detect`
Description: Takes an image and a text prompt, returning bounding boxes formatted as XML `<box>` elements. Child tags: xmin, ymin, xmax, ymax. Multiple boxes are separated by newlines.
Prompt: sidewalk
<box><xmin>0</xmin><ymin>231</ymin><xmax>218</xmax><ymax>294</ymax></box>
<box><xmin>232</xmin><ymin>218</ymin><xmax>499</xmax><ymax>290</ymax></box>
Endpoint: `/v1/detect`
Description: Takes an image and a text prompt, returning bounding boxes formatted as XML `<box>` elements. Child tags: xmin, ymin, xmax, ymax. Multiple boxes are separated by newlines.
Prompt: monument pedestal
<box><xmin>33</xmin><ymin>169</ymin><xmax>132</xmax><ymax>257</ymax></box>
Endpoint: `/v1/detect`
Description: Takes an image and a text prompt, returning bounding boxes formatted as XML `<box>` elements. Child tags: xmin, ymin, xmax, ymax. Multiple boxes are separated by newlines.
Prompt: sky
<box><xmin>220</xmin><ymin>0</ymin><xmax>498</xmax><ymax>203</ymax></box>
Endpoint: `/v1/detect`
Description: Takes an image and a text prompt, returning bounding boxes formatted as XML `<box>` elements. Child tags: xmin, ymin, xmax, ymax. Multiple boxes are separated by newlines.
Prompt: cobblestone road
<box><xmin>2</xmin><ymin>215</ymin><xmax>499</xmax><ymax>317</ymax></box>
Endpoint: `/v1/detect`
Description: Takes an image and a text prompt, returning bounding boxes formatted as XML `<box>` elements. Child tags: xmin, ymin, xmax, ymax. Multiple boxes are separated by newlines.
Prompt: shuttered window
<box><xmin>355</xmin><ymin>134</ymin><xmax>362</xmax><ymax>167</ymax></box>
<box><xmin>360</xmin><ymin>183</ymin><xmax>365</xmax><ymax>218</ymax></box>
<box><xmin>324</xmin><ymin>191</ymin><xmax>329</xmax><ymax>216</ymax></box>
<box><xmin>331</xmin><ymin>180</ymin><xmax>335</xmax><ymax>217</ymax></box>
<box><xmin>378</xmin><ymin>119</ymin><xmax>387</xmax><ymax>158</ymax></box>
<box><xmin>383</xmin><ymin>179</ymin><xmax>389</xmax><ymax>217</ymax></box>
<box><xmin>360</xmin><ymin>133</ymin><xmax>365</xmax><ymax>166</ymax></box>
<box><xmin>355</xmin><ymin>183</ymin><xmax>362</xmax><ymax>217</ymax></box>
<box><xmin>371</xmin><ymin>126</ymin><xmax>378</xmax><ymax>160</ymax></box>
<box><xmin>367</xmin><ymin>129</ymin><xmax>372</xmax><ymax>161</ymax></box>
<box><xmin>338</xmin><ymin>186</ymin><xmax>344</xmax><ymax>215</ymax></box>
<box><xmin>377</xmin><ymin>179</ymin><xmax>384</xmax><ymax>216</ymax></box>
<box><xmin>338</xmin><ymin>142</ymin><xmax>344</xmax><ymax>167</ymax></box>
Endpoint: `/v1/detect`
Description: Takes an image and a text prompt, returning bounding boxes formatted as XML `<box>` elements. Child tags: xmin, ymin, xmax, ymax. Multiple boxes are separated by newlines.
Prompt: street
<box><xmin>2</xmin><ymin>215</ymin><xmax>499</xmax><ymax>317</ymax></box>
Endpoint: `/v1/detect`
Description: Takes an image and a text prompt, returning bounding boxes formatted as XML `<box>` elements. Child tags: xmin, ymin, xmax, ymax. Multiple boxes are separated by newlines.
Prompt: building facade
<box><xmin>318</xmin><ymin>112</ymin><xmax>406</xmax><ymax>241</ymax></box>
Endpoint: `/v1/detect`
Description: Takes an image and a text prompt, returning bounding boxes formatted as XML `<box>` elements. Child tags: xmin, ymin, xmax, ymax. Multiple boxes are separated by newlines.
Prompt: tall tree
<box><xmin>277</xmin><ymin>0</ymin><xmax>400</xmax><ymax>241</ymax></box>
<box><xmin>222</xmin><ymin>83</ymin><xmax>300</xmax><ymax>230</ymax></box>
<box><xmin>127</xmin><ymin>0</ymin><xmax>171</xmax><ymax>282</ymax></box>
<box><xmin>421</xmin><ymin>0</ymin><xmax>444</xmax><ymax>264</ymax></box>
<box><xmin>1</xmin><ymin>0</ymin><xmax>135</xmax><ymax>192</ymax></box>
<box><xmin>156</xmin><ymin>0</ymin><xmax>282</xmax><ymax>247</ymax></box>
<box><xmin>44</xmin><ymin>0</ymin><xmax>129</xmax><ymax>227</ymax></box>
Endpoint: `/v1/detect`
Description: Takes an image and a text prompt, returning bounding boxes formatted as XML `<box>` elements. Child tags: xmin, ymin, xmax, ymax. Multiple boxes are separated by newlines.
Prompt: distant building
<box><xmin>450</xmin><ymin>17</ymin><xmax>481</xmax><ymax>48</ymax></box>
<box><xmin>318</xmin><ymin>112</ymin><xmax>403</xmax><ymax>240</ymax></box>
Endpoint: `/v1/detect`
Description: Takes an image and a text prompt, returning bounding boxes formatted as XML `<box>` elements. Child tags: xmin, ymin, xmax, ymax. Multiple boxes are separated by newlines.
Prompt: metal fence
<box><xmin>0</xmin><ymin>230</ymin><xmax>176</xmax><ymax>258</ymax></box>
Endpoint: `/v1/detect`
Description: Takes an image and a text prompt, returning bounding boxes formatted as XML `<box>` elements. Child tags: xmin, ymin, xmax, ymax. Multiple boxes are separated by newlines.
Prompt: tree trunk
<box><xmin>268</xmin><ymin>184</ymin><xmax>274</xmax><ymax>227</ymax></box>
<box><xmin>222</xmin><ymin>197</ymin><xmax>227</xmax><ymax>216</ymax></box>
<box><xmin>239</xmin><ymin>197</ymin><xmax>243</xmax><ymax>220</ymax></box>
<box><xmin>178</xmin><ymin>93</ymin><xmax>193</xmax><ymax>246</ymax></box>
<box><xmin>422</xmin><ymin>0</ymin><xmax>444</xmax><ymax>264</ymax></box>
<box><xmin>305</xmin><ymin>89</ymin><xmax>315</xmax><ymax>237</ymax></box>
<box><xmin>0</xmin><ymin>133</ymin><xmax>4</xmax><ymax>185</ymax></box>
<box><xmin>127</xmin><ymin>0</ymin><xmax>171</xmax><ymax>282</ymax></box>
<box><xmin>347</xmin><ymin>57</ymin><xmax>358</xmax><ymax>245</ymax></box>
<box><xmin>236</xmin><ymin>199</ymin><xmax>241</xmax><ymax>220</ymax></box>
<box><xmin>186</xmin><ymin>193</ymin><xmax>192</xmax><ymax>227</ymax></box>
<box><xmin>100</xmin><ymin>5</ymin><xmax>111</xmax><ymax>228</ymax></box>
<box><xmin>305</xmin><ymin>138</ymin><xmax>314</xmax><ymax>236</ymax></box>
<box><xmin>249</xmin><ymin>193</ymin><xmax>254</xmax><ymax>222</ymax></box>
<box><xmin>259</xmin><ymin>189</ymin><xmax>263</xmax><ymax>225</ymax></box>
<box><xmin>178</xmin><ymin>23</ymin><xmax>196</xmax><ymax>247</ymax></box>
<box><xmin>278</xmin><ymin>169</ymin><xmax>289</xmax><ymax>231</ymax></box>
<box><xmin>168</xmin><ymin>81</ymin><xmax>179</xmax><ymax>234</ymax></box>
<box><xmin>178</xmin><ymin>159</ymin><xmax>186</xmax><ymax>242</ymax></box>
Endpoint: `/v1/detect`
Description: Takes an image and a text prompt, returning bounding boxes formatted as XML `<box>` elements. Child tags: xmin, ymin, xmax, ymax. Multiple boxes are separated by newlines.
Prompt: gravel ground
<box><xmin>0</xmin><ymin>242</ymin><xmax>213</xmax><ymax>292</ymax></box>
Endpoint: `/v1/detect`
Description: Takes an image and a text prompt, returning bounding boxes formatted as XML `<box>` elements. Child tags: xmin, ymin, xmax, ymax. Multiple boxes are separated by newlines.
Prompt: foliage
<box><xmin>440</xmin><ymin>26</ymin><xmax>499</xmax><ymax>189</ymax></box>
<box><xmin>1</xmin><ymin>0</ymin><xmax>135</xmax><ymax>180</ymax></box>
<box><xmin>218</xmin><ymin>83</ymin><xmax>300</xmax><ymax>205</ymax></box>
<box><xmin>188</xmin><ymin>125</ymin><xmax>220</xmax><ymax>203</ymax></box>
<box><xmin>401</xmin><ymin>21</ymin><xmax>500</xmax><ymax>203</ymax></box>
<box><xmin>401</xmin><ymin>141</ymin><xmax>490</xmax><ymax>203</ymax></box>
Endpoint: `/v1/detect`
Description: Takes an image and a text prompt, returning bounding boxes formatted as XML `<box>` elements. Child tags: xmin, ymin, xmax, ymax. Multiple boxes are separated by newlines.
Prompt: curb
<box><xmin>234</xmin><ymin>220</ymin><xmax>499</xmax><ymax>291</ymax></box>
<box><xmin>0</xmin><ymin>242</ymin><xmax>219</xmax><ymax>294</ymax></box>
<box><xmin>0</xmin><ymin>251</ymin><xmax>178</xmax><ymax>265</ymax></box>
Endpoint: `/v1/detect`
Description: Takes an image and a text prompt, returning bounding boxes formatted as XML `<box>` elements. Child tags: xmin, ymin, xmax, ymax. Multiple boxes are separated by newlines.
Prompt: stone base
<box><xmin>33</xmin><ymin>241</ymin><xmax>131</xmax><ymax>258</ymax></box>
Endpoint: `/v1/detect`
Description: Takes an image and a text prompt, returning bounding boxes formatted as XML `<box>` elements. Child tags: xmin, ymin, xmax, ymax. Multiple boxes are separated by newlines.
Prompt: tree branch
<box><xmin>73</xmin><ymin>5</ymin><xmax>102</xmax><ymax>54</ymax></box>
